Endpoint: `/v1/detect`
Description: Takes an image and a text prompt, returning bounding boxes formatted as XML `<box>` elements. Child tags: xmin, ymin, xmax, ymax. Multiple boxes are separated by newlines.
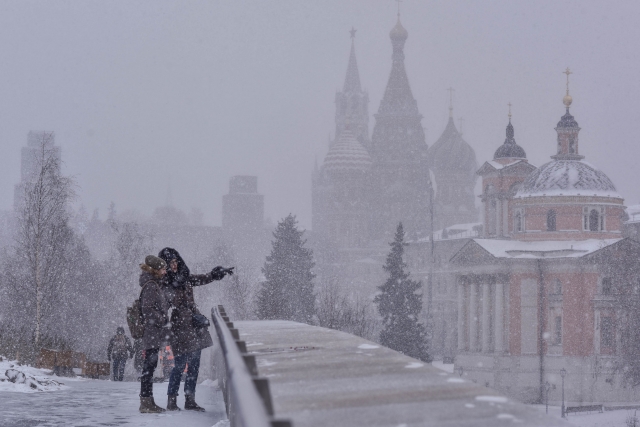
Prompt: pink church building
<box><xmin>451</xmin><ymin>85</ymin><xmax>640</xmax><ymax>403</ymax></box>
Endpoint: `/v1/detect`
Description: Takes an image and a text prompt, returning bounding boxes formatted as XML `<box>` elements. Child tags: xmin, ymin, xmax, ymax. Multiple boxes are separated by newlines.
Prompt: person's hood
<box><xmin>158</xmin><ymin>247</ymin><xmax>190</xmax><ymax>288</ymax></box>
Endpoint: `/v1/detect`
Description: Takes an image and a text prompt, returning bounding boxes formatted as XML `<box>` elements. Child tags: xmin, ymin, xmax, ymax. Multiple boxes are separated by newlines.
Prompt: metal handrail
<box><xmin>211</xmin><ymin>305</ymin><xmax>284</xmax><ymax>427</ymax></box>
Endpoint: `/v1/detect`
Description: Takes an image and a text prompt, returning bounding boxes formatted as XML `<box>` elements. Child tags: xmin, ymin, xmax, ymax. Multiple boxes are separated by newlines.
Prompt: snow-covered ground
<box><xmin>0</xmin><ymin>357</ymin><xmax>227</xmax><ymax>426</ymax></box>
<box><xmin>431</xmin><ymin>361</ymin><xmax>640</xmax><ymax>426</ymax></box>
<box><xmin>532</xmin><ymin>404</ymin><xmax>640</xmax><ymax>427</ymax></box>
<box><xmin>431</xmin><ymin>360</ymin><xmax>455</xmax><ymax>374</ymax></box>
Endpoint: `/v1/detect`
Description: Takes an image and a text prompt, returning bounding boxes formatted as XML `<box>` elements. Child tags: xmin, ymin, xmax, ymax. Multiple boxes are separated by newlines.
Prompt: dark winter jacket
<box><xmin>139</xmin><ymin>268</ymin><xmax>171</xmax><ymax>350</ymax></box>
<box><xmin>158</xmin><ymin>248</ymin><xmax>224</xmax><ymax>357</ymax></box>
<box><xmin>107</xmin><ymin>332</ymin><xmax>133</xmax><ymax>360</ymax></box>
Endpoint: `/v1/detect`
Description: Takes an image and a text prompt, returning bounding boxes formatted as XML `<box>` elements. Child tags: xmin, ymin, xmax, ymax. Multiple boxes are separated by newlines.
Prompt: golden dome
<box><xmin>563</xmin><ymin>94</ymin><xmax>573</xmax><ymax>108</ymax></box>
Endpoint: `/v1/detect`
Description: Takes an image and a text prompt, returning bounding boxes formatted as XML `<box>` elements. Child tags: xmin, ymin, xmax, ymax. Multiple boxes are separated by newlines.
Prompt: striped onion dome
<box><xmin>323</xmin><ymin>129</ymin><xmax>372</xmax><ymax>173</ymax></box>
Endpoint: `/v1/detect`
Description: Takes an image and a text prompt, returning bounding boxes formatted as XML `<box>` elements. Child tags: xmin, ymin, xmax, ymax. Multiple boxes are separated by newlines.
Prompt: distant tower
<box><xmin>313</xmin><ymin>30</ymin><xmax>372</xmax><ymax>249</ymax></box>
<box><xmin>222</xmin><ymin>176</ymin><xmax>264</xmax><ymax>237</ymax></box>
<box><xmin>334</xmin><ymin>27</ymin><xmax>370</xmax><ymax>149</ymax></box>
<box><xmin>14</xmin><ymin>131</ymin><xmax>60</xmax><ymax>211</ymax></box>
<box><xmin>370</xmin><ymin>16</ymin><xmax>430</xmax><ymax>239</ymax></box>
<box><xmin>477</xmin><ymin>104</ymin><xmax>535</xmax><ymax>237</ymax></box>
<box><xmin>428</xmin><ymin>91</ymin><xmax>478</xmax><ymax>230</ymax></box>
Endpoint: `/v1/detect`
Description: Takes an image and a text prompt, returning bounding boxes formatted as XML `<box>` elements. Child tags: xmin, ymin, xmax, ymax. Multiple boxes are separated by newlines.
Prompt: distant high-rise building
<box><xmin>222</xmin><ymin>176</ymin><xmax>264</xmax><ymax>237</ymax></box>
<box><xmin>14</xmin><ymin>131</ymin><xmax>60</xmax><ymax>211</ymax></box>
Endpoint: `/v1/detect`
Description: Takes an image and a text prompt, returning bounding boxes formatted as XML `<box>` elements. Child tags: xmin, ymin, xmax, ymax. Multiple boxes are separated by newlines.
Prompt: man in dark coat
<box><xmin>138</xmin><ymin>255</ymin><xmax>170</xmax><ymax>414</ymax></box>
<box><xmin>107</xmin><ymin>326</ymin><xmax>133</xmax><ymax>381</ymax></box>
<box><xmin>158</xmin><ymin>247</ymin><xmax>233</xmax><ymax>412</ymax></box>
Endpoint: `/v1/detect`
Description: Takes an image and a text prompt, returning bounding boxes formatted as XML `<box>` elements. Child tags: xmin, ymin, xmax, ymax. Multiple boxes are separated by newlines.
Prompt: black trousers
<box><xmin>112</xmin><ymin>358</ymin><xmax>126</xmax><ymax>381</ymax></box>
<box><xmin>140</xmin><ymin>348</ymin><xmax>159</xmax><ymax>397</ymax></box>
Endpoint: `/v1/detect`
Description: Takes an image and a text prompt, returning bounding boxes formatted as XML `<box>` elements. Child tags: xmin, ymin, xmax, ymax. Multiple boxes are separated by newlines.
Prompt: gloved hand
<box><xmin>211</xmin><ymin>266</ymin><xmax>234</xmax><ymax>280</ymax></box>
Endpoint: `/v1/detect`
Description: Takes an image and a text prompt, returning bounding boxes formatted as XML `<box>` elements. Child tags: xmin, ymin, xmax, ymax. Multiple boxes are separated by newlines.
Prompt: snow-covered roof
<box><xmin>626</xmin><ymin>204</ymin><xmax>640</xmax><ymax>224</ymax></box>
<box><xmin>323</xmin><ymin>129</ymin><xmax>372</xmax><ymax>173</ymax></box>
<box><xmin>515</xmin><ymin>160</ymin><xmax>621</xmax><ymax>199</ymax></box>
<box><xmin>472</xmin><ymin>238</ymin><xmax>621</xmax><ymax>259</ymax></box>
<box><xmin>414</xmin><ymin>222</ymin><xmax>481</xmax><ymax>243</ymax></box>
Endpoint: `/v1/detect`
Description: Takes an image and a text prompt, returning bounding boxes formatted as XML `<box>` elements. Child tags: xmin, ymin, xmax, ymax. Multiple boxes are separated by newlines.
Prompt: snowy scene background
<box><xmin>2</xmin><ymin>1</ymin><xmax>640</xmax><ymax>426</ymax></box>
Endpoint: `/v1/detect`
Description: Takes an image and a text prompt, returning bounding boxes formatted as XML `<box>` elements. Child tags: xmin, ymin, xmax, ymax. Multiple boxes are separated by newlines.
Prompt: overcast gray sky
<box><xmin>1</xmin><ymin>1</ymin><xmax>639</xmax><ymax>228</ymax></box>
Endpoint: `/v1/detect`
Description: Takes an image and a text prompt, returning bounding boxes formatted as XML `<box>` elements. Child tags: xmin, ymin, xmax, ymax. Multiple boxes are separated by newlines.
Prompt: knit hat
<box><xmin>145</xmin><ymin>255</ymin><xmax>167</xmax><ymax>271</ymax></box>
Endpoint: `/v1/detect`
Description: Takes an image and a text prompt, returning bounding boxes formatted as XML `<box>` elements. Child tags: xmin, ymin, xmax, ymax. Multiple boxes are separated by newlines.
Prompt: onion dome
<box><xmin>428</xmin><ymin>118</ymin><xmax>476</xmax><ymax>173</ymax></box>
<box><xmin>323</xmin><ymin>129</ymin><xmax>372</xmax><ymax>173</ymax></box>
<box><xmin>390</xmin><ymin>18</ymin><xmax>408</xmax><ymax>41</ymax></box>
<box><xmin>516</xmin><ymin>160</ymin><xmax>620</xmax><ymax>198</ymax></box>
<box><xmin>494</xmin><ymin>120</ymin><xmax>526</xmax><ymax>160</ymax></box>
<box><xmin>556</xmin><ymin>108</ymin><xmax>579</xmax><ymax>129</ymax></box>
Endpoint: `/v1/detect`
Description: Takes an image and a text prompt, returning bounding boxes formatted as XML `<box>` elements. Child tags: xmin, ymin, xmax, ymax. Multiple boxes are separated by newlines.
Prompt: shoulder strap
<box><xmin>139</xmin><ymin>280</ymin><xmax>155</xmax><ymax>299</ymax></box>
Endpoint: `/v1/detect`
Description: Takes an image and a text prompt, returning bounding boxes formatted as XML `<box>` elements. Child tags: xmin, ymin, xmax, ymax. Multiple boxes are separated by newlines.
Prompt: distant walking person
<box><xmin>138</xmin><ymin>255</ymin><xmax>170</xmax><ymax>414</ymax></box>
<box><xmin>107</xmin><ymin>327</ymin><xmax>133</xmax><ymax>381</ymax></box>
<box><xmin>158</xmin><ymin>247</ymin><xmax>233</xmax><ymax>412</ymax></box>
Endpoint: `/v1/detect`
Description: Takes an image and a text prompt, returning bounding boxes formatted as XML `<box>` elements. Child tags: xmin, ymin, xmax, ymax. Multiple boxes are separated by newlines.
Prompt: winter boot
<box><xmin>184</xmin><ymin>394</ymin><xmax>205</xmax><ymax>412</ymax></box>
<box><xmin>167</xmin><ymin>395</ymin><xmax>181</xmax><ymax>411</ymax></box>
<box><xmin>139</xmin><ymin>396</ymin><xmax>166</xmax><ymax>414</ymax></box>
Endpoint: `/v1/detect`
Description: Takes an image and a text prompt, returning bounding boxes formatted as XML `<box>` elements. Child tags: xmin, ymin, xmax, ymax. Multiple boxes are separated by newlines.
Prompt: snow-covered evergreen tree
<box><xmin>257</xmin><ymin>214</ymin><xmax>315</xmax><ymax>324</ymax></box>
<box><xmin>375</xmin><ymin>223</ymin><xmax>431</xmax><ymax>362</ymax></box>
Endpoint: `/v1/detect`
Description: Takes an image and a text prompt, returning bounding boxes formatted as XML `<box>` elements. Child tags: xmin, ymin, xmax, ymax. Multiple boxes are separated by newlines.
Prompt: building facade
<box><xmin>451</xmin><ymin>89</ymin><xmax>640</xmax><ymax>404</ymax></box>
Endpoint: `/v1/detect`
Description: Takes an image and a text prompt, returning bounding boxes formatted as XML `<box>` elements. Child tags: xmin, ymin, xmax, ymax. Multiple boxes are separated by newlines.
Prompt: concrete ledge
<box><xmin>237</xmin><ymin>320</ymin><xmax>563</xmax><ymax>427</ymax></box>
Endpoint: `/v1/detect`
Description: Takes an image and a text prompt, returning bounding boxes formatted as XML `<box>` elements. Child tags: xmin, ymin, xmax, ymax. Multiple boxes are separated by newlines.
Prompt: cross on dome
<box><xmin>447</xmin><ymin>87</ymin><xmax>455</xmax><ymax>118</ymax></box>
<box><xmin>563</xmin><ymin>67</ymin><xmax>573</xmax><ymax>108</ymax></box>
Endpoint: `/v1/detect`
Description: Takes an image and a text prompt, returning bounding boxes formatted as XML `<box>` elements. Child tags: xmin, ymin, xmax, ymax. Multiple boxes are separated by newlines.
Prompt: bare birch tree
<box><xmin>12</xmin><ymin>132</ymin><xmax>75</xmax><ymax>347</ymax></box>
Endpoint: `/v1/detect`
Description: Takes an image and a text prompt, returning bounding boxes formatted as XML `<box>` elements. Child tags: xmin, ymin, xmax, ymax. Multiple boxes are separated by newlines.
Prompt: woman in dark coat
<box><xmin>138</xmin><ymin>255</ymin><xmax>170</xmax><ymax>414</ymax></box>
<box><xmin>158</xmin><ymin>247</ymin><xmax>233</xmax><ymax>412</ymax></box>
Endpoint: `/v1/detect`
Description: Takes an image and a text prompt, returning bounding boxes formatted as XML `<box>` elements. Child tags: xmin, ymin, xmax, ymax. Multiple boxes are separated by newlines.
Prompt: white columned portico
<box><xmin>482</xmin><ymin>283</ymin><xmax>491</xmax><ymax>352</ymax></box>
<box><xmin>494</xmin><ymin>283</ymin><xmax>504</xmax><ymax>353</ymax></box>
<box><xmin>457</xmin><ymin>283</ymin><xmax>465</xmax><ymax>351</ymax></box>
<box><xmin>469</xmin><ymin>284</ymin><xmax>478</xmax><ymax>352</ymax></box>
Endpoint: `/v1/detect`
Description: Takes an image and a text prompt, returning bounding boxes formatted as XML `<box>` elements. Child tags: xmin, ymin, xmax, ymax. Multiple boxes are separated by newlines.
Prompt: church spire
<box><xmin>377</xmin><ymin>16</ymin><xmax>419</xmax><ymax>116</ymax></box>
<box><xmin>553</xmin><ymin>67</ymin><xmax>583</xmax><ymax>160</ymax></box>
<box><xmin>343</xmin><ymin>27</ymin><xmax>361</xmax><ymax>93</ymax></box>
<box><xmin>334</xmin><ymin>28</ymin><xmax>370</xmax><ymax>148</ymax></box>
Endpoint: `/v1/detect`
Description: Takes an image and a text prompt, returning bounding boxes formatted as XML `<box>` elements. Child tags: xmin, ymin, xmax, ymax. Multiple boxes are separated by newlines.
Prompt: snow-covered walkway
<box><xmin>0</xmin><ymin>377</ymin><xmax>227</xmax><ymax>427</ymax></box>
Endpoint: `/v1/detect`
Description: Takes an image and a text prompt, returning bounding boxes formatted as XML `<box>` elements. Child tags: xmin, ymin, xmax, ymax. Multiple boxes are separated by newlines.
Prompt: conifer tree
<box><xmin>375</xmin><ymin>223</ymin><xmax>431</xmax><ymax>362</ymax></box>
<box><xmin>257</xmin><ymin>214</ymin><xmax>315</xmax><ymax>323</ymax></box>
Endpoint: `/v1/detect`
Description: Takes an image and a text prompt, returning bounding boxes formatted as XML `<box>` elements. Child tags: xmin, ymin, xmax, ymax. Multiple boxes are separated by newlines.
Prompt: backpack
<box><xmin>127</xmin><ymin>281</ymin><xmax>152</xmax><ymax>340</ymax></box>
<box><xmin>112</xmin><ymin>335</ymin><xmax>128</xmax><ymax>357</ymax></box>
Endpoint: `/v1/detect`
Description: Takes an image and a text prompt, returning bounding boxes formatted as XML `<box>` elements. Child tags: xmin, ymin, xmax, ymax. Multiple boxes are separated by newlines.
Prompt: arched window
<box><xmin>547</xmin><ymin>210</ymin><xmax>557</xmax><ymax>231</ymax></box>
<box><xmin>515</xmin><ymin>211</ymin><xmax>522</xmax><ymax>232</ymax></box>
<box><xmin>569</xmin><ymin>136</ymin><xmax>576</xmax><ymax>154</ymax></box>
<box><xmin>589</xmin><ymin>209</ymin><xmax>600</xmax><ymax>232</ymax></box>
<box><xmin>554</xmin><ymin>279</ymin><xmax>562</xmax><ymax>295</ymax></box>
